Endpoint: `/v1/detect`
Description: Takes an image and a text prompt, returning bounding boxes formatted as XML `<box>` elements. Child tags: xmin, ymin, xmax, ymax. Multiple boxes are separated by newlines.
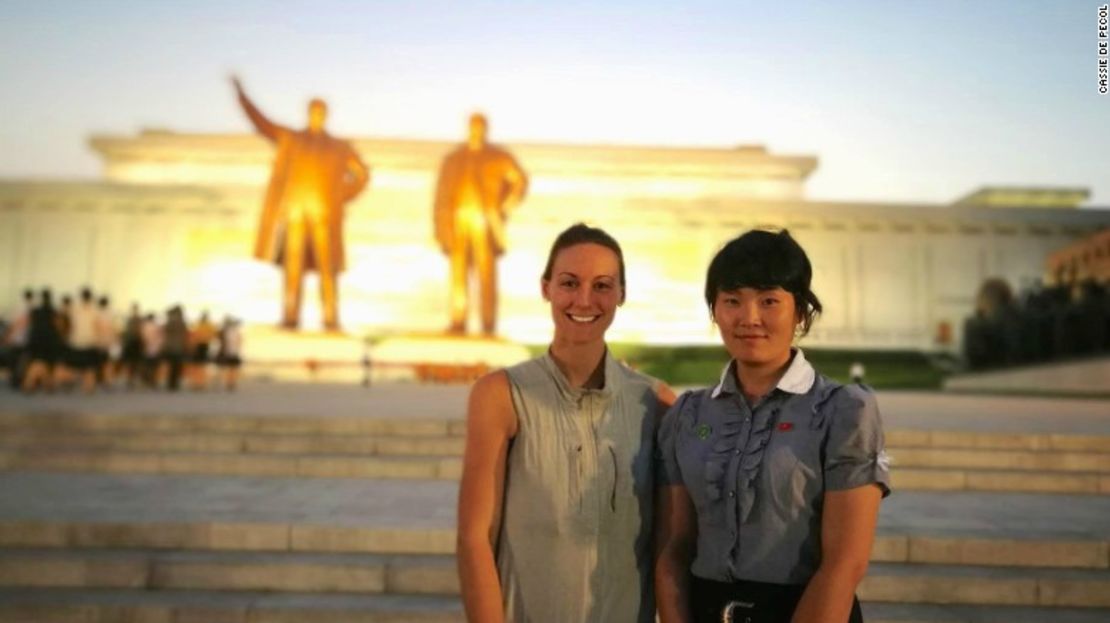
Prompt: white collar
<box><xmin>710</xmin><ymin>348</ymin><xmax>816</xmax><ymax>399</ymax></box>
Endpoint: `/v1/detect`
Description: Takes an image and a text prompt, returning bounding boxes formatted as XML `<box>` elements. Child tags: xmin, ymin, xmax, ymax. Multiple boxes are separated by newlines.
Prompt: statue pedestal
<box><xmin>241</xmin><ymin>325</ymin><xmax>367</xmax><ymax>383</ymax></box>
<box><xmin>239</xmin><ymin>326</ymin><xmax>532</xmax><ymax>384</ymax></box>
<box><xmin>369</xmin><ymin>333</ymin><xmax>532</xmax><ymax>383</ymax></box>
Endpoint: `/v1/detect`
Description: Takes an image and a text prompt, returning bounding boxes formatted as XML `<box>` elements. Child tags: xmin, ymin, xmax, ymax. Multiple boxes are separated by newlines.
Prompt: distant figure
<box><xmin>232</xmin><ymin>76</ymin><xmax>370</xmax><ymax>331</ymax></box>
<box><xmin>94</xmin><ymin>296</ymin><xmax>117</xmax><ymax>388</ymax></box>
<box><xmin>189</xmin><ymin>311</ymin><xmax>218</xmax><ymax>390</ymax></box>
<box><xmin>360</xmin><ymin>349</ymin><xmax>372</xmax><ymax>388</ymax></box>
<box><xmin>57</xmin><ymin>295</ymin><xmax>72</xmax><ymax>347</ymax></box>
<box><xmin>4</xmin><ymin>288</ymin><xmax>34</xmax><ymax>389</ymax></box>
<box><xmin>119</xmin><ymin>303</ymin><xmax>144</xmax><ymax>389</ymax></box>
<box><xmin>22</xmin><ymin>289</ymin><xmax>63</xmax><ymax>393</ymax></box>
<box><xmin>140</xmin><ymin>313</ymin><xmax>163</xmax><ymax>387</ymax></box>
<box><xmin>934</xmin><ymin>320</ymin><xmax>952</xmax><ymax>347</ymax></box>
<box><xmin>216</xmin><ymin>317</ymin><xmax>243</xmax><ymax>391</ymax></box>
<box><xmin>433</xmin><ymin>113</ymin><xmax>528</xmax><ymax>335</ymax></box>
<box><xmin>850</xmin><ymin>360</ymin><xmax>866</xmax><ymax>385</ymax></box>
<box><xmin>67</xmin><ymin>287</ymin><xmax>100</xmax><ymax>394</ymax></box>
<box><xmin>162</xmin><ymin>306</ymin><xmax>189</xmax><ymax>391</ymax></box>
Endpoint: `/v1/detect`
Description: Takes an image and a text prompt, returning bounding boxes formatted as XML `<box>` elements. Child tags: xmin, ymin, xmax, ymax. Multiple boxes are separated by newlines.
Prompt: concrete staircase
<box><xmin>2</xmin><ymin>413</ymin><xmax>1109</xmax><ymax>494</ymax></box>
<box><xmin>0</xmin><ymin>411</ymin><xmax>1108</xmax><ymax>622</ymax></box>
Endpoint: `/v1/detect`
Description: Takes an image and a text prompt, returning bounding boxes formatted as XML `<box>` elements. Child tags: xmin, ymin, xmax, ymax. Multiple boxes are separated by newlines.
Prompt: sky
<box><xmin>1</xmin><ymin>0</ymin><xmax>1108</xmax><ymax>205</ymax></box>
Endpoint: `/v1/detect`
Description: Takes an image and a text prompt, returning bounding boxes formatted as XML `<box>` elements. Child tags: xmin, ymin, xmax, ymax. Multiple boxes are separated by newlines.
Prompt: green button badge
<box><xmin>695</xmin><ymin>423</ymin><xmax>712</xmax><ymax>440</ymax></box>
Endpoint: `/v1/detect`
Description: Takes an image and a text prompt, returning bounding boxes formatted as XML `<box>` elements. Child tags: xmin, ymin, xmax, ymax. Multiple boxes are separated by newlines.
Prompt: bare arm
<box><xmin>231</xmin><ymin>77</ymin><xmax>284</xmax><ymax>143</ymax></box>
<box><xmin>457</xmin><ymin>371</ymin><xmax>517</xmax><ymax>623</ymax></box>
<box><xmin>655</xmin><ymin>483</ymin><xmax>697</xmax><ymax>623</ymax></box>
<box><xmin>791</xmin><ymin>484</ymin><xmax>882</xmax><ymax>623</ymax></box>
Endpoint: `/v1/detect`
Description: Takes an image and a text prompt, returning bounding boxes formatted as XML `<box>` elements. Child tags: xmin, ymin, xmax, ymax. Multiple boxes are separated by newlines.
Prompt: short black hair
<box><xmin>704</xmin><ymin>229</ymin><xmax>823</xmax><ymax>335</ymax></box>
<box><xmin>542</xmin><ymin>223</ymin><xmax>626</xmax><ymax>300</ymax></box>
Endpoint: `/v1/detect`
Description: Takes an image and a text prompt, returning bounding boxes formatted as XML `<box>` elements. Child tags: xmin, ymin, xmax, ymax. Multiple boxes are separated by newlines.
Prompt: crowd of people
<box><xmin>0</xmin><ymin>287</ymin><xmax>243</xmax><ymax>394</ymax></box>
<box><xmin>962</xmin><ymin>277</ymin><xmax>1110</xmax><ymax>371</ymax></box>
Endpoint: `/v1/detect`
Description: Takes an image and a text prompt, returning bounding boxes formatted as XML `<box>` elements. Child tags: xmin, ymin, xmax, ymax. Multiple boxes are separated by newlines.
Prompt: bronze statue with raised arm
<box><xmin>232</xmin><ymin>76</ymin><xmax>369</xmax><ymax>331</ymax></box>
<box><xmin>433</xmin><ymin>113</ymin><xmax>528</xmax><ymax>336</ymax></box>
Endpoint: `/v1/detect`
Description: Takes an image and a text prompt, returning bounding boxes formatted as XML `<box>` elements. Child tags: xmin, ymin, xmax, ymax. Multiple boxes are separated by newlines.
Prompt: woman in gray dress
<box><xmin>655</xmin><ymin>229</ymin><xmax>891</xmax><ymax>623</ymax></box>
<box><xmin>457</xmin><ymin>223</ymin><xmax>675</xmax><ymax>623</ymax></box>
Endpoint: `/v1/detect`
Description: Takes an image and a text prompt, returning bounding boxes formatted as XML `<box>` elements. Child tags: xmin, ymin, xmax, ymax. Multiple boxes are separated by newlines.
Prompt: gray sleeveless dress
<box><xmin>497</xmin><ymin>351</ymin><xmax>660</xmax><ymax>623</ymax></box>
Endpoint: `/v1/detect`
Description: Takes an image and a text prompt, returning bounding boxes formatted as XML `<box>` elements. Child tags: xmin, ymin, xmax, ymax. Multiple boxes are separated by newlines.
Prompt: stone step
<box><xmin>1</xmin><ymin>474</ymin><xmax>1107</xmax><ymax>563</ymax></box>
<box><xmin>859</xmin><ymin>562</ymin><xmax>1110</xmax><ymax>608</ymax></box>
<box><xmin>0</xmin><ymin>449</ymin><xmax>463</xmax><ymax>480</ymax></box>
<box><xmin>2</xmin><ymin>519</ymin><xmax>1107</xmax><ymax>570</ymax></box>
<box><xmin>0</xmin><ymin>432</ymin><xmax>467</xmax><ymax>456</ymax></box>
<box><xmin>871</xmin><ymin>534</ymin><xmax>1110</xmax><ymax>569</ymax></box>
<box><xmin>0</xmin><ymin>549</ymin><xmax>458</xmax><ymax>595</ymax></box>
<box><xmin>0</xmin><ymin>593</ymin><xmax>1107</xmax><ymax>623</ymax></box>
<box><xmin>5</xmin><ymin>412</ymin><xmax>1110</xmax><ymax>453</ymax></box>
<box><xmin>885</xmin><ymin>429</ymin><xmax>1110</xmax><ymax>453</ymax></box>
<box><xmin>862</xmin><ymin>602</ymin><xmax>1110</xmax><ymax>623</ymax></box>
<box><xmin>1</xmin><ymin>550</ymin><xmax>1108</xmax><ymax>608</ymax></box>
<box><xmin>894</xmin><ymin>467</ymin><xmax>1110</xmax><ymax>494</ymax></box>
<box><xmin>0</xmin><ymin>413</ymin><xmax>468</xmax><ymax>437</ymax></box>
<box><xmin>3</xmin><ymin>449</ymin><xmax>1108</xmax><ymax>493</ymax></box>
<box><xmin>889</xmin><ymin>448</ymin><xmax>1110</xmax><ymax>473</ymax></box>
<box><xmin>0</xmin><ymin>589</ymin><xmax>464</xmax><ymax>623</ymax></box>
<box><xmin>0</xmin><ymin>521</ymin><xmax>457</xmax><ymax>555</ymax></box>
<box><xmin>7</xmin><ymin>434</ymin><xmax>1110</xmax><ymax>475</ymax></box>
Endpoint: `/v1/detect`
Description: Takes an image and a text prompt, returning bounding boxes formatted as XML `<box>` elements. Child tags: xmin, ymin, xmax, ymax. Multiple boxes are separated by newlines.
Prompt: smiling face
<box><xmin>713</xmin><ymin>286</ymin><xmax>799</xmax><ymax>369</ymax></box>
<box><xmin>542</xmin><ymin>242</ymin><xmax>623</xmax><ymax>344</ymax></box>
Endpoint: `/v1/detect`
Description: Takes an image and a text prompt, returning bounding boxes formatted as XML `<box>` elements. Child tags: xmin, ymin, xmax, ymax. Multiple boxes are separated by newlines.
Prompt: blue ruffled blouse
<box><xmin>656</xmin><ymin>349</ymin><xmax>891</xmax><ymax>585</ymax></box>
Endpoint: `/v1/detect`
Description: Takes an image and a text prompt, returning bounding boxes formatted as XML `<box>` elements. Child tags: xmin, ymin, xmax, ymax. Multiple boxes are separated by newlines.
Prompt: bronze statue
<box><xmin>232</xmin><ymin>77</ymin><xmax>369</xmax><ymax>331</ymax></box>
<box><xmin>433</xmin><ymin>113</ymin><xmax>528</xmax><ymax>336</ymax></box>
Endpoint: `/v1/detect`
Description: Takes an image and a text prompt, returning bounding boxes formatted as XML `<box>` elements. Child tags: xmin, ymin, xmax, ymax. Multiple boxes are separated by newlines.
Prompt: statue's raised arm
<box><xmin>235</xmin><ymin>76</ymin><xmax>371</xmax><ymax>331</ymax></box>
<box><xmin>231</xmin><ymin>76</ymin><xmax>286</xmax><ymax>143</ymax></box>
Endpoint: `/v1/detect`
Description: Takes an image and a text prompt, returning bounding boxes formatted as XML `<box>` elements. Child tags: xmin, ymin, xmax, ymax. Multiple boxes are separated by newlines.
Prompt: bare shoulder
<box><xmin>615</xmin><ymin>363</ymin><xmax>677</xmax><ymax>412</ymax></box>
<box><xmin>654</xmin><ymin>381</ymin><xmax>678</xmax><ymax>409</ymax></box>
<box><xmin>466</xmin><ymin>370</ymin><xmax>517</xmax><ymax>437</ymax></box>
<box><xmin>469</xmin><ymin>369</ymin><xmax>510</xmax><ymax>403</ymax></box>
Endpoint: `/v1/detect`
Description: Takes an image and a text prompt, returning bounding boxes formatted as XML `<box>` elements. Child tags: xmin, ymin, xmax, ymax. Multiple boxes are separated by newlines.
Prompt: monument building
<box><xmin>1</xmin><ymin>129</ymin><xmax>1107</xmax><ymax>352</ymax></box>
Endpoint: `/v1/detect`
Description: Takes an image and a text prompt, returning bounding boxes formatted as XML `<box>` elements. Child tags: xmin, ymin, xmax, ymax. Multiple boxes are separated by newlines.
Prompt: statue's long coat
<box><xmin>433</xmin><ymin>144</ymin><xmax>528</xmax><ymax>257</ymax></box>
<box><xmin>253</xmin><ymin>130</ymin><xmax>366</xmax><ymax>274</ymax></box>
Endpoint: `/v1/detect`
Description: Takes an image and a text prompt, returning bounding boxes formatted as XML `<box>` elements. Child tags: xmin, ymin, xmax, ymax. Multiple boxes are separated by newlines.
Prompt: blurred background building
<box><xmin>2</xmin><ymin>129</ymin><xmax>1106</xmax><ymax>351</ymax></box>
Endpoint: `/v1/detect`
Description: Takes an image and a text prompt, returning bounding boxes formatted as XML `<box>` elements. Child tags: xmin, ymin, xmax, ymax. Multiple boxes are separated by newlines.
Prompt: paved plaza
<box><xmin>3</xmin><ymin>381</ymin><xmax>1110</xmax><ymax>433</ymax></box>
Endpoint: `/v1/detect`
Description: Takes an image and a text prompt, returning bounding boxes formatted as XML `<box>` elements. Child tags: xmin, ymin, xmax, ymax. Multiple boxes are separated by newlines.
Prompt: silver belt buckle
<box><xmin>721</xmin><ymin>599</ymin><xmax>755</xmax><ymax>623</ymax></box>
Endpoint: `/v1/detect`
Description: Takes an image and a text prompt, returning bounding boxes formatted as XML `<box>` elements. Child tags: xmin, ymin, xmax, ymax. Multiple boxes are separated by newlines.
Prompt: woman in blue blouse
<box><xmin>654</xmin><ymin>229</ymin><xmax>891</xmax><ymax>623</ymax></box>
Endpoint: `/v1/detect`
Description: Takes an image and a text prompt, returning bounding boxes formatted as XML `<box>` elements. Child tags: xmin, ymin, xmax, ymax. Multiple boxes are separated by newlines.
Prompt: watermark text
<box><xmin>1099</xmin><ymin>4</ymin><xmax>1108</xmax><ymax>94</ymax></box>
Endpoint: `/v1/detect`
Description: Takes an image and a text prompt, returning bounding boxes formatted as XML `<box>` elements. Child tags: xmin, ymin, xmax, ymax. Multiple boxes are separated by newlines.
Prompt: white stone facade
<box><xmin>1</xmin><ymin>130</ymin><xmax>1106</xmax><ymax>350</ymax></box>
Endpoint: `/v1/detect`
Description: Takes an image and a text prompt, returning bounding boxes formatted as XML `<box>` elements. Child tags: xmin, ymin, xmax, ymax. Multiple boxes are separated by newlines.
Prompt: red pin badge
<box><xmin>777</xmin><ymin>422</ymin><xmax>794</xmax><ymax>432</ymax></box>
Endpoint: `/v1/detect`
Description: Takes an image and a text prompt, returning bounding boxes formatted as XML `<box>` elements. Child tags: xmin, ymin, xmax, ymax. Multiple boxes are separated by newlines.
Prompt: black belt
<box><xmin>690</xmin><ymin>575</ymin><xmax>863</xmax><ymax>623</ymax></box>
